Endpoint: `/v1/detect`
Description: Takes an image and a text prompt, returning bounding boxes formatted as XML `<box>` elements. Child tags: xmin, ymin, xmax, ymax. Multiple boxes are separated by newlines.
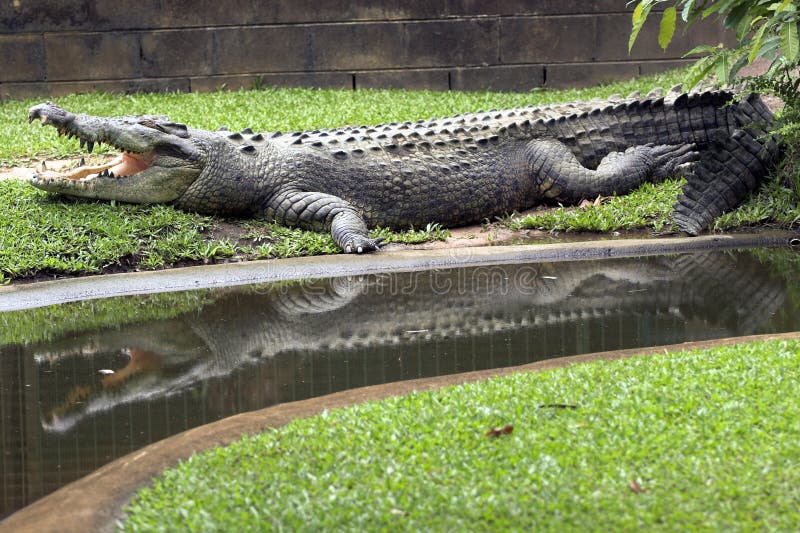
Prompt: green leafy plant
<box><xmin>629</xmin><ymin>1</ymin><xmax>800</xmax><ymax>90</ymax></box>
<box><xmin>630</xmin><ymin>1</ymin><xmax>800</xmax><ymax>204</ymax></box>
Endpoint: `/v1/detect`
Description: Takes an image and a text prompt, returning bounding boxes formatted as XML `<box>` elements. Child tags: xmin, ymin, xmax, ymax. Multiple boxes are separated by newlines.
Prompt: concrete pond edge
<box><xmin>3</xmin><ymin>331</ymin><xmax>800</xmax><ymax>533</ymax></box>
<box><xmin>1</xmin><ymin>230</ymin><xmax>798</xmax><ymax>312</ymax></box>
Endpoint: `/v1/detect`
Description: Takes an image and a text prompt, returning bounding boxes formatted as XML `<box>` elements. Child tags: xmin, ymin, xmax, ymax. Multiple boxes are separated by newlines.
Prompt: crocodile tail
<box><xmin>673</xmin><ymin>94</ymin><xmax>781</xmax><ymax>235</ymax></box>
<box><xmin>669</xmin><ymin>251</ymin><xmax>786</xmax><ymax>333</ymax></box>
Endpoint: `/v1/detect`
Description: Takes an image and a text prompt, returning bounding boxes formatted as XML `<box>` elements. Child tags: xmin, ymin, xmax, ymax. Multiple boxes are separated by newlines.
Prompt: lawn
<box><xmin>1</xmin><ymin>68</ymin><xmax>798</xmax><ymax>283</ymax></box>
<box><xmin>120</xmin><ymin>338</ymin><xmax>800</xmax><ymax>532</ymax></box>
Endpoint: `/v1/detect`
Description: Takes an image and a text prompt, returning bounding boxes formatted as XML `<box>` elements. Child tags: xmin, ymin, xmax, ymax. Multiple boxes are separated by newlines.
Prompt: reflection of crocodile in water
<box><xmin>27</xmin><ymin>251</ymin><xmax>789</xmax><ymax>433</ymax></box>
<box><xmin>28</xmin><ymin>87</ymin><xmax>778</xmax><ymax>253</ymax></box>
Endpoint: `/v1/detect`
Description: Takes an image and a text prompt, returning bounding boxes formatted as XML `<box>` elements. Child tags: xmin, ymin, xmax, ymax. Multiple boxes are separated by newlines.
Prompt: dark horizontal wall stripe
<box><xmin>0</xmin><ymin>1</ymin><xmax>649</xmax><ymax>34</ymax></box>
<box><xmin>0</xmin><ymin>2</ymin><xmax>728</xmax><ymax>99</ymax></box>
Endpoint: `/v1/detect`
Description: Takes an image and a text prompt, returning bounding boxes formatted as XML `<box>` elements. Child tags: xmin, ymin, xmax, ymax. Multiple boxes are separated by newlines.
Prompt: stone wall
<box><xmin>0</xmin><ymin>1</ymin><xmax>730</xmax><ymax>100</ymax></box>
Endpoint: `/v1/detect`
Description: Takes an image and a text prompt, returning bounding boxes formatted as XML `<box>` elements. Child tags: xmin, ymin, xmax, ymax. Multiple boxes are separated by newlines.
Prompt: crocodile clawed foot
<box><xmin>343</xmin><ymin>236</ymin><xmax>383</xmax><ymax>254</ymax></box>
<box><xmin>650</xmin><ymin>143</ymin><xmax>700</xmax><ymax>180</ymax></box>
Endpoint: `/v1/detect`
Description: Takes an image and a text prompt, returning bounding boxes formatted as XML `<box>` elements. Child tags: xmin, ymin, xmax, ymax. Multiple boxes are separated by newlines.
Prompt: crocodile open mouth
<box><xmin>28</xmin><ymin>102</ymin><xmax>203</xmax><ymax>204</ymax></box>
<box><xmin>29</xmin><ymin>108</ymin><xmax>159</xmax><ymax>182</ymax></box>
<box><xmin>36</xmin><ymin>150</ymin><xmax>157</xmax><ymax>181</ymax></box>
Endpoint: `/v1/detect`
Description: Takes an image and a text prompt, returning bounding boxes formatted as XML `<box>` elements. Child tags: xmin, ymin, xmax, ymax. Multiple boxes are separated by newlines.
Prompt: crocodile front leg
<box><xmin>526</xmin><ymin>139</ymin><xmax>699</xmax><ymax>204</ymax></box>
<box><xmin>267</xmin><ymin>190</ymin><xmax>382</xmax><ymax>253</ymax></box>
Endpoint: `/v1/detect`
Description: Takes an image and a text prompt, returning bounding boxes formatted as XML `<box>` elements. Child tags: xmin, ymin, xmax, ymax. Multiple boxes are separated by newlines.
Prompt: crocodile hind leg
<box><xmin>525</xmin><ymin>139</ymin><xmax>699</xmax><ymax>203</ymax></box>
<box><xmin>673</xmin><ymin>127</ymin><xmax>782</xmax><ymax>235</ymax></box>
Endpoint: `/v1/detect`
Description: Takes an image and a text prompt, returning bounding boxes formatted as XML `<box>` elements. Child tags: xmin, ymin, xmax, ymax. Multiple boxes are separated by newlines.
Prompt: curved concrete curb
<box><xmin>1</xmin><ymin>231</ymin><xmax>797</xmax><ymax>311</ymax></box>
<box><xmin>3</xmin><ymin>331</ymin><xmax>800</xmax><ymax>533</ymax></box>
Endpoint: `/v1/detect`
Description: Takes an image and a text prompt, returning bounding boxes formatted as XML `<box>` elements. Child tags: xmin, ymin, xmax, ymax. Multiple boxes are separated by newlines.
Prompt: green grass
<box><xmin>715</xmin><ymin>179</ymin><xmax>800</xmax><ymax>230</ymax></box>
<box><xmin>120</xmin><ymin>338</ymin><xmax>800</xmax><ymax>532</ymax></box>
<box><xmin>507</xmin><ymin>178</ymin><xmax>685</xmax><ymax>232</ymax></box>
<box><xmin>0</xmin><ymin>179</ymin><xmax>215</xmax><ymax>281</ymax></box>
<box><xmin>508</xmin><ymin>174</ymin><xmax>800</xmax><ymax>234</ymax></box>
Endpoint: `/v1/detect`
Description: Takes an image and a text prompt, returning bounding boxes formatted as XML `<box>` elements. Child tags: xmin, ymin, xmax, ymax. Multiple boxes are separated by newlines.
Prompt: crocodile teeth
<box><xmin>61</xmin><ymin>154</ymin><xmax>123</xmax><ymax>180</ymax></box>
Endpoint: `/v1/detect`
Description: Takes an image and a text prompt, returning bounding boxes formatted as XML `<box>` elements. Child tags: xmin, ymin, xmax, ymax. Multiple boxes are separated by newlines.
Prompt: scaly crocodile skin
<box><xmin>27</xmin><ymin>86</ymin><xmax>779</xmax><ymax>252</ymax></box>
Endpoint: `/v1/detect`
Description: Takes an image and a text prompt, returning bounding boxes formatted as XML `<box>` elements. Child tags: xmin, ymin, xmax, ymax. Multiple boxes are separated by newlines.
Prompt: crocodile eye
<box><xmin>155</xmin><ymin>145</ymin><xmax>188</xmax><ymax>159</ymax></box>
<box><xmin>155</xmin><ymin>121</ymin><xmax>190</xmax><ymax>138</ymax></box>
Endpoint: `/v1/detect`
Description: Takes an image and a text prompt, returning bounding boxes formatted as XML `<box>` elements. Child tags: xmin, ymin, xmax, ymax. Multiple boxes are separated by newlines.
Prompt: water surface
<box><xmin>1</xmin><ymin>249</ymin><xmax>798</xmax><ymax>518</ymax></box>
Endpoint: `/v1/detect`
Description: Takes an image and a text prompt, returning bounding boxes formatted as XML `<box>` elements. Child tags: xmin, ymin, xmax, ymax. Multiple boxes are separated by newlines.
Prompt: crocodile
<box><xmin>27</xmin><ymin>86</ymin><xmax>779</xmax><ymax>253</ymax></box>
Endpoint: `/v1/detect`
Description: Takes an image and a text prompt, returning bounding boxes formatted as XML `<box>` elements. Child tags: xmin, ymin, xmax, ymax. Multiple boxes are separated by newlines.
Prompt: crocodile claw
<box><xmin>650</xmin><ymin>144</ymin><xmax>700</xmax><ymax>180</ymax></box>
<box><xmin>344</xmin><ymin>236</ymin><xmax>383</xmax><ymax>254</ymax></box>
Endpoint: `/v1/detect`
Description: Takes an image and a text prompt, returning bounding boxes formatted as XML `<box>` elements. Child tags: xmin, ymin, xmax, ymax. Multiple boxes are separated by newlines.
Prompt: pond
<box><xmin>1</xmin><ymin>247</ymin><xmax>799</xmax><ymax>518</ymax></box>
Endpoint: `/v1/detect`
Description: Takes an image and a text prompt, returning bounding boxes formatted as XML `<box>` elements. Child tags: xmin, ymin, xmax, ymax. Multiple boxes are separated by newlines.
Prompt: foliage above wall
<box><xmin>629</xmin><ymin>0</ymin><xmax>799</xmax><ymax>93</ymax></box>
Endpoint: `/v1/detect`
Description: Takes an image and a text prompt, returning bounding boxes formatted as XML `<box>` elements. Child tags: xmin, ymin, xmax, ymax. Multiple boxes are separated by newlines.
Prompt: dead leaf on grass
<box><xmin>578</xmin><ymin>195</ymin><xmax>604</xmax><ymax>209</ymax></box>
<box><xmin>485</xmin><ymin>424</ymin><xmax>514</xmax><ymax>438</ymax></box>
